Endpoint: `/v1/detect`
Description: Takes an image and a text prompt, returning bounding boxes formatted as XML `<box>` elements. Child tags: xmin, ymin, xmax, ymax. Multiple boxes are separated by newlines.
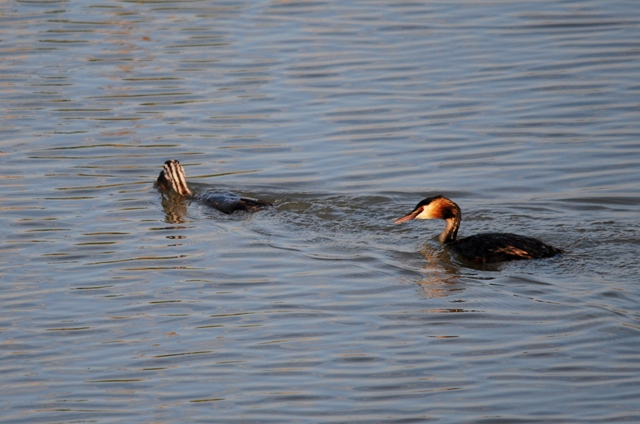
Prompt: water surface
<box><xmin>1</xmin><ymin>0</ymin><xmax>640</xmax><ymax>422</ymax></box>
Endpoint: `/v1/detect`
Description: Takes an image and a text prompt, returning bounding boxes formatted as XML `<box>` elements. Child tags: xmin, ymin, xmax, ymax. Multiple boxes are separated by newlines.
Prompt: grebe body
<box><xmin>394</xmin><ymin>195</ymin><xmax>562</xmax><ymax>263</ymax></box>
<box><xmin>157</xmin><ymin>159</ymin><xmax>271</xmax><ymax>214</ymax></box>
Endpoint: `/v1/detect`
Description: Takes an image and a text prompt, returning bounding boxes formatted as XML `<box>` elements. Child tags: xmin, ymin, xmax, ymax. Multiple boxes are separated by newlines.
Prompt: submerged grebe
<box><xmin>394</xmin><ymin>195</ymin><xmax>562</xmax><ymax>263</ymax></box>
<box><xmin>157</xmin><ymin>159</ymin><xmax>272</xmax><ymax>214</ymax></box>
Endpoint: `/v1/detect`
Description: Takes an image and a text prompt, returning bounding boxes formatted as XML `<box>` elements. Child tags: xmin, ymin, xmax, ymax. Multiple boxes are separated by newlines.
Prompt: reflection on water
<box><xmin>159</xmin><ymin>190</ymin><xmax>190</xmax><ymax>224</ymax></box>
<box><xmin>2</xmin><ymin>0</ymin><xmax>640</xmax><ymax>422</ymax></box>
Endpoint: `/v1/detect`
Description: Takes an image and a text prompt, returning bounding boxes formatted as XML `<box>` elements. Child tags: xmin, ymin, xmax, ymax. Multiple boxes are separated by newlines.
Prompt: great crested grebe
<box><xmin>157</xmin><ymin>159</ymin><xmax>272</xmax><ymax>214</ymax></box>
<box><xmin>394</xmin><ymin>195</ymin><xmax>562</xmax><ymax>263</ymax></box>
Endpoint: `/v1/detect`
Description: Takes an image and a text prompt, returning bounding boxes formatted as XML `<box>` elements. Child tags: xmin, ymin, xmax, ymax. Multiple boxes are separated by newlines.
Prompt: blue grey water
<box><xmin>1</xmin><ymin>0</ymin><xmax>639</xmax><ymax>422</ymax></box>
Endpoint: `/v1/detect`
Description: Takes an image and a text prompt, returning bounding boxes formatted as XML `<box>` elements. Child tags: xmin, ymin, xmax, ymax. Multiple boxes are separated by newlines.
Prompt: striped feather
<box><xmin>157</xmin><ymin>159</ymin><xmax>192</xmax><ymax>196</ymax></box>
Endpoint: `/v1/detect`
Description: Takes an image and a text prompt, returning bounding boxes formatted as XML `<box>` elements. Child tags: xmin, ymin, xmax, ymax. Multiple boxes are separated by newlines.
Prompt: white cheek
<box><xmin>416</xmin><ymin>204</ymin><xmax>437</xmax><ymax>219</ymax></box>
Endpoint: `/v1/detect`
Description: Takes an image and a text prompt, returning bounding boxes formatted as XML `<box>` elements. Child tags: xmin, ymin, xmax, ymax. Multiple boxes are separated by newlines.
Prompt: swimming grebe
<box><xmin>394</xmin><ymin>195</ymin><xmax>562</xmax><ymax>263</ymax></box>
<box><xmin>157</xmin><ymin>159</ymin><xmax>272</xmax><ymax>214</ymax></box>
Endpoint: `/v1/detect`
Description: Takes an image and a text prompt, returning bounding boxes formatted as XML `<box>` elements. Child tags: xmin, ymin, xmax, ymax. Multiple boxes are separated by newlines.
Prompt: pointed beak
<box><xmin>393</xmin><ymin>208</ymin><xmax>422</xmax><ymax>224</ymax></box>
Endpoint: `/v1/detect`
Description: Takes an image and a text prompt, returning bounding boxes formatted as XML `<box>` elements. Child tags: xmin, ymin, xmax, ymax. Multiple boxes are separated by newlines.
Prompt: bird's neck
<box><xmin>439</xmin><ymin>216</ymin><xmax>460</xmax><ymax>244</ymax></box>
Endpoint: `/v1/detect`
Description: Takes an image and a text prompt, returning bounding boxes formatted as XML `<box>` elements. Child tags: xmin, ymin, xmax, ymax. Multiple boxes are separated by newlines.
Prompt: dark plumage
<box><xmin>157</xmin><ymin>159</ymin><xmax>272</xmax><ymax>214</ymax></box>
<box><xmin>394</xmin><ymin>195</ymin><xmax>562</xmax><ymax>264</ymax></box>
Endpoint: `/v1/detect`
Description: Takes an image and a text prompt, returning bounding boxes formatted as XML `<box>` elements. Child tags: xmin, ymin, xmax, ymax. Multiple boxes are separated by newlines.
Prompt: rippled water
<box><xmin>2</xmin><ymin>0</ymin><xmax>640</xmax><ymax>422</ymax></box>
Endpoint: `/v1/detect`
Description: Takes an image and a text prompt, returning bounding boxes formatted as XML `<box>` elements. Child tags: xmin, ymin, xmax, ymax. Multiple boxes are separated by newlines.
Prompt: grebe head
<box><xmin>157</xmin><ymin>159</ymin><xmax>192</xmax><ymax>196</ymax></box>
<box><xmin>394</xmin><ymin>195</ymin><xmax>461</xmax><ymax>244</ymax></box>
<box><xmin>393</xmin><ymin>195</ymin><xmax>460</xmax><ymax>223</ymax></box>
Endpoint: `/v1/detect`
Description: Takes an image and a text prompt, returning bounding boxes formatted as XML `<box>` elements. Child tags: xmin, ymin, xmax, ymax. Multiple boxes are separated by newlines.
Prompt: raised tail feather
<box><xmin>157</xmin><ymin>159</ymin><xmax>192</xmax><ymax>196</ymax></box>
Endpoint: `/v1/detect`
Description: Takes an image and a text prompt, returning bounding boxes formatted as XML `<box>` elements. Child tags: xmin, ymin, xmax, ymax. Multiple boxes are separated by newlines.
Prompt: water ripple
<box><xmin>1</xmin><ymin>0</ymin><xmax>640</xmax><ymax>422</ymax></box>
